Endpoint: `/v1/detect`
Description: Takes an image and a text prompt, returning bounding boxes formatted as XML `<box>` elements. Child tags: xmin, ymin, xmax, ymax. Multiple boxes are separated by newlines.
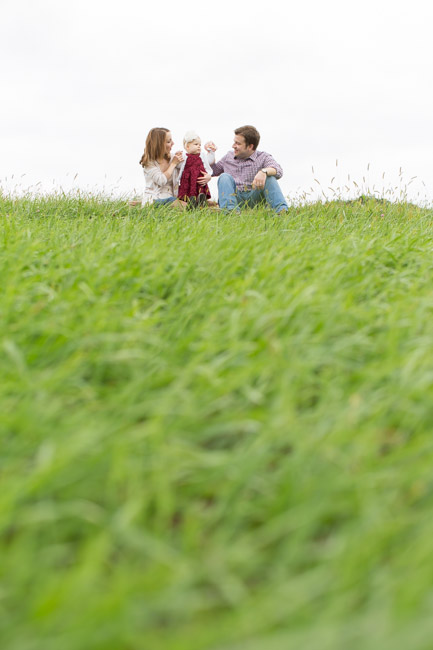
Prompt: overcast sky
<box><xmin>1</xmin><ymin>0</ymin><xmax>432</xmax><ymax>204</ymax></box>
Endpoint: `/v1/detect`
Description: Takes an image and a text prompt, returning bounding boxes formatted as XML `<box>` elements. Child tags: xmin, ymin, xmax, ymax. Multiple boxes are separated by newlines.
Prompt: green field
<box><xmin>1</xmin><ymin>194</ymin><xmax>433</xmax><ymax>649</ymax></box>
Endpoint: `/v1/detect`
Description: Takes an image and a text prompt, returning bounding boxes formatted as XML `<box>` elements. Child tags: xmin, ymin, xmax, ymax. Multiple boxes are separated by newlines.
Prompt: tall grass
<box><xmin>1</xmin><ymin>193</ymin><xmax>433</xmax><ymax>649</ymax></box>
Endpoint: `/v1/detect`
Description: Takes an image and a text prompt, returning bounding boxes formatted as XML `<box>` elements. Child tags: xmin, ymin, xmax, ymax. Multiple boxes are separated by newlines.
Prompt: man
<box><xmin>206</xmin><ymin>125</ymin><xmax>288</xmax><ymax>214</ymax></box>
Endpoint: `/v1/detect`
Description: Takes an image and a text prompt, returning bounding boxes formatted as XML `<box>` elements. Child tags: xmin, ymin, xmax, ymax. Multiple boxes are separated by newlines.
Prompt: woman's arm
<box><xmin>144</xmin><ymin>153</ymin><xmax>184</xmax><ymax>187</ymax></box>
<box><xmin>144</xmin><ymin>164</ymin><xmax>169</xmax><ymax>187</ymax></box>
<box><xmin>163</xmin><ymin>151</ymin><xmax>184</xmax><ymax>181</ymax></box>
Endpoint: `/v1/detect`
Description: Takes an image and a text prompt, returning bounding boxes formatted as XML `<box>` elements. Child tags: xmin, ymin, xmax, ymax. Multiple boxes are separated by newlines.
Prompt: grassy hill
<box><xmin>1</xmin><ymin>194</ymin><xmax>433</xmax><ymax>649</ymax></box>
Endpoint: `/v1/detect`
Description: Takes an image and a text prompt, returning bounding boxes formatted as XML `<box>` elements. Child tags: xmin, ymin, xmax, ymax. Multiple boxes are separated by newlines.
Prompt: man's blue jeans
<box><xmin>217</xmin><ymin>173</ymin><xmax>288</xmax><ymax>214</ymax></box>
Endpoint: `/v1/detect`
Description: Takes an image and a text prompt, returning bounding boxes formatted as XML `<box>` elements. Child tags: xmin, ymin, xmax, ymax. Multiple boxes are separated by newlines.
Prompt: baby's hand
<box><xmin>204</xmin><ymin>141</ymin><xmax>217</xmax><ymax>153</ymax></box>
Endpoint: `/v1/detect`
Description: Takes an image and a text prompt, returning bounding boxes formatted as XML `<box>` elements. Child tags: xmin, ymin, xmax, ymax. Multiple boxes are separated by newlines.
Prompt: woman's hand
<box><xmin>172</xmin><ymin>151</ymin><xmax>184</xmax><ymax>165</ymax></box>
<box><xmin>198</xmin><ymin>172</ymin><xmax>211</xmax><ymax>186</ymax></box>
<box><xmin>204</xmin><ymin>141</ymin><xmax>217</xmax><ymax>153</ymax></box>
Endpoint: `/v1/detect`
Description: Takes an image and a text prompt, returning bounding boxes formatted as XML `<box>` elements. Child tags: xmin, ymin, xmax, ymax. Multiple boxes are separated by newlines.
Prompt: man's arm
<box><xmin>261</xmin><ymin>153</ymin><xmax>283</xmax><ymax>179</ymax></box>
<box><xmin>252</xmin><ymin>153</ymin><xmax>283</xmax><ymax>189</ymax></box>
<box><xmin>209</xmin><ymin>157</ymin><xmax>225</xmax><ymax>177</ymax></box>
<box><xmin>259</xmin><ymin>167</ymin><xmax>277</xmax><ymax>176</ymax></box>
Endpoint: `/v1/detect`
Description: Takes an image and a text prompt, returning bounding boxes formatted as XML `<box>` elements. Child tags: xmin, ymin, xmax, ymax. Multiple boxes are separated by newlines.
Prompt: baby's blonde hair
<box><xmin>183</xmin><ymin>130</ymin><xmax>200</xmax><ymax>146</ymax></box>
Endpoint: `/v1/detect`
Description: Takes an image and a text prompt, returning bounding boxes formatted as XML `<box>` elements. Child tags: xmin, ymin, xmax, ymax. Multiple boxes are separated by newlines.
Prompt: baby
<box><xmin>177</xmin><ymin>131</ymin><xmax>216</xmax><ymax>207</ymax></box>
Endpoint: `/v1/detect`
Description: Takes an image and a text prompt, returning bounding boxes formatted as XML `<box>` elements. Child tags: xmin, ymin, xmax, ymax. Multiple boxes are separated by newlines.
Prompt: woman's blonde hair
<box><xmin>139</xmin><ymin>128</ymin><xmax>170</xmax><ymax>167</ymax></box>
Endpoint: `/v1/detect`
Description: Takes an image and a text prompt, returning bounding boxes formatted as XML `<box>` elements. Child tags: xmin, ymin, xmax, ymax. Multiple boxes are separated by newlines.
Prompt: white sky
<box><xmin>1</xmin><ymin>0</ymin><xmax>432</xmax><ymax>204</ymax></box>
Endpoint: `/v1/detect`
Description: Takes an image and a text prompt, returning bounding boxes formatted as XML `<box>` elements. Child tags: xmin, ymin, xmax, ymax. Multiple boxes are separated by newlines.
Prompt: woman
<box><xmin>138</xmin><ymin>127</ymin><xmax>186</xmax><ymax>208</ymax></box>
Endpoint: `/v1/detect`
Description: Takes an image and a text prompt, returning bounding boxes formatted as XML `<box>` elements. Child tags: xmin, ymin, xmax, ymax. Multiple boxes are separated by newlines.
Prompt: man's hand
<box><xmin>198</xmin><ymin>172</ymin><xmax>211</xmax><ymax>186</ymax></box>
<box><xmin>204</xmin><ymin>141</ymin><xmax>217</xmax><ymax>153</ymax></box>
<box><xmin>252</xmin><ymin>170</ymin><xmax>267</xmax><ymax>190</ymax></box>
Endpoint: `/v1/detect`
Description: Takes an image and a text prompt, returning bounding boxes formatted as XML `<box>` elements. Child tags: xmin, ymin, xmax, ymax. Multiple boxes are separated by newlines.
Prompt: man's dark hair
<box><xmin>234</xmin><ymin>125</ymin><xmax>260</xmax><ymax>150</ymax></box>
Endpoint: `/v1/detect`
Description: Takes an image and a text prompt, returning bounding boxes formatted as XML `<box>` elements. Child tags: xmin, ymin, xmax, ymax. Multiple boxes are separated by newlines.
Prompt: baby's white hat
<box><xmin>183</xmin><ymin>130</ymin><xmax>200</xmax><ymax>145</ymax></box>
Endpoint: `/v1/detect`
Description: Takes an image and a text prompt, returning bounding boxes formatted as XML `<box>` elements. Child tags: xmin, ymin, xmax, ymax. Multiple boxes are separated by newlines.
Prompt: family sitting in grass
<box><xmin>137</xmin><ymin>125</ymin><xmax>288</xmax><ymax>215</ymax></box>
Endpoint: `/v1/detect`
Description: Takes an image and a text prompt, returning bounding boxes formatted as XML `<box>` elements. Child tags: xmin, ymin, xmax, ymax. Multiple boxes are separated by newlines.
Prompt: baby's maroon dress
<box><xmin>178</xmin><ymin>154</ymin><xmax>211</xmax><ymax>201</ymax></box>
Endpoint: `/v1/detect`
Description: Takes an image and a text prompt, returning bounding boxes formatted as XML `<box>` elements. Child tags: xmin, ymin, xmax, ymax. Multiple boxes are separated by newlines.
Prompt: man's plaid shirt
<box><xmin>210</xmin><ymin>150</ymin><xmax>283</xmax><ymax>191</ymax></box>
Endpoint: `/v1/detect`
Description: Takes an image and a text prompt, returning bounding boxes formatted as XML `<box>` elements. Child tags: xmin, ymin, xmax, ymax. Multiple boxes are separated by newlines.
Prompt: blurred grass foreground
<box><xmin>2</xmin><ymin>194</ymin><xmax>433</xmax><ymax>650</ymax></box>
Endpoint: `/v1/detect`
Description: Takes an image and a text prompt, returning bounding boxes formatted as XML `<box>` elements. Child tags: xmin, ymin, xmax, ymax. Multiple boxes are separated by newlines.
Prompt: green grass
<box><xmin>1</xmin><ymin>194</ymin><xmax>433</xmax><ymax>649</ymax></box>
